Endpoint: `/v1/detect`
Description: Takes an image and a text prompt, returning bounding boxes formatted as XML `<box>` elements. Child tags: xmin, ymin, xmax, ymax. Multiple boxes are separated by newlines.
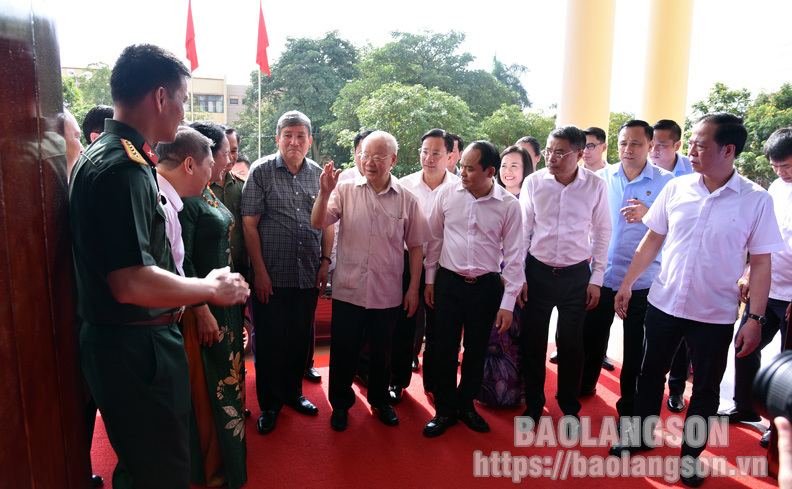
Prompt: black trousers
<box><xmin>329</xmin><ymin>300</ymin><xmax>400</xmax><ymax>410</ymax></box>
<box><xmin>634</xmin><ymin>304</ymin><xmax>733</xmax><ymax>458</ymax></box>
<box><xmin>252</xmin><ymin>287</ymin><xmax>318</xmax><ymax>412</ymax></box>
<box><xmin>433</xmin><ymin>267</ymin><xmax>503</xmax><ymax>417</ymax></box>
<box><xmin>390</xmin><ymin>251</ymin><xmax>425</xmax><ymax>388</ymax></box>
<box><xmin>732</xmin><ymin>297</ymin><xmax>789</xmax><ymax>412</ymax></box>
<box><xmin>581</xmin><ymin>287</ymin><xmax>649</xmax><ymax>416</ymax></box>
<box><xmin>521</xmin><ymin>256</ymin><xmax>590</xmax><ymax>416</ymax></box>
<box><xmin>81</xmin><ymin>322</ymin><xmax>190</xmax><ymax>489</ymax></box>
<box><xmin>668</xmin><ymin>341</ymin><xmax>691</xmax><ymax>395</ymax></box>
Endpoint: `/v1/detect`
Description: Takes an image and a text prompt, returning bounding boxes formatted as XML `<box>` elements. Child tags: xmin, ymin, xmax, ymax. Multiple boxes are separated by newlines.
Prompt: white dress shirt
<box><xmin>767</xmin><ymin>178</ymin><xmax>792</xmax><ymax>301</ymax></box>
<box><xmin>156</xmin><ymin>173</ymin><xmax>185</xmax><ymax>276</ymax></box>
<box><xmin>399</xmin><ymin>169</ymin><xmax>460</xmax><ymax>253</ymax></box>
<box><xmin>424</xmin><ymin>181</ymin><xmax>524</xmax><ymax>311</ymax></box>
<box><xmin>519</xmin><ymin>167</ymin><xmax>611</xmax><ymax>286</ymax></box>
<box><xmin>326</xmin><ymin>175</ymin><xmax>428</xmax><ymax>309</ymax></box>
<box><xmin>644</xmin><ymin>171</ymin><xmax>782</xmax><ymax>323</ymax></box>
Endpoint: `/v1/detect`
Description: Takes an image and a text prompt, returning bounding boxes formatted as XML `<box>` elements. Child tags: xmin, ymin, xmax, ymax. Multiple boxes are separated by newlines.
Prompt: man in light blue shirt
<box><xmin>580</xmin><ymin>120</ymin><xmax>674</xmax><ymax>417</ymax></box>
<box><xmin>650</xmin><ymin>118</ymin><xmax>694</xmax><ymax>413</ymax></box>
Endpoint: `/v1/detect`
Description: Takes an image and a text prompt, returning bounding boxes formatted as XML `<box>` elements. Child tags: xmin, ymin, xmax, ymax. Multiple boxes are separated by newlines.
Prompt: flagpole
<box><xmin>258</xmin><ymin>69</ymin><xmax>261</xmax><ymax>160</ymax></box>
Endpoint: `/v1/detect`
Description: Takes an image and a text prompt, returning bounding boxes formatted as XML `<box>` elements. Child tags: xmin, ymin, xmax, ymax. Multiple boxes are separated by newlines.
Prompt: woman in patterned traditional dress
<box><xmin>181</xmin><ymin>121</ymin><xmax>246</xmax><ymax>489</ymax></box>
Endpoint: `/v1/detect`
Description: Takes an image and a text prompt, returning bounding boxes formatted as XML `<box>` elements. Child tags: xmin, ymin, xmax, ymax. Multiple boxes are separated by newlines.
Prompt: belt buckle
<box><xmin>465</xmin><ymin>276</ymin><xmax>477</xmax><ymax>284</ymax></box>
<box><xmin>552</xmin><ymin>267</ymin><xmax>562</xmax><ymax>276</ymax></box>
<box><xmin>174</xmin><ymin>306</ymin><xmax>185</xmax><ymax>323</ymax></box>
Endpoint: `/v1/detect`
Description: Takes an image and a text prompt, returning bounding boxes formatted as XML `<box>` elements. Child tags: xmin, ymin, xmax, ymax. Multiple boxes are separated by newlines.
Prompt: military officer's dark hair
<box><xmin>110</xmin><ymin>44</ymin><xmax>190</xmax><ymax>108</ymax></box>
<box><xmin>81</xmin><ymin>104</ymin><xmax>114</xmax><ymax>143</ymax></box>
<box><xmin>189</xmin><ymin>121</ymin><xmax>227</xmax><ymax>158</ymax></box>
<box><xmin>156</xmin><ymin>126</ymin><xmax>212</xmax><ymax>170</ymax></box>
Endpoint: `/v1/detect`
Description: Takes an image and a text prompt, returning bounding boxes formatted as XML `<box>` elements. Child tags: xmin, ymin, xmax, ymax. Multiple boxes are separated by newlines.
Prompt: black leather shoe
<box><xmin>411</xmin><ymin>357</ymin><xmax>420</xmax><ymax>371</ymax></box>
<box><xmin>667</xmin><ymin>393</ymin><xmax>686</xmax><ymax>412</ymax></box>
<box><xmin>760</xmin><ymin>428</ymin><xmax>771</xmax><ymax>448</ymax></box>
<box><xmin>92</xmin><ymin>475</ymin><xmax>104</xmax><ymax>488</ymax></box>
<box><xmin>681</xmin><ymin>472</ymin><xmax>705</xmax><ymax>487</ymax></box>
<box><xmin>304</xmin><ymin>366</ymin><xmax>322</xmax><ymax>383</ymax></box>
<box><xmin>602</xmin><ymin>356</ymin><xmax>615</xmax><ymax>371</ymax></box>
<box><xmin>608</xmin><ymin>442</ymin><xmax>652</xmax><ymax>457</ymax></box>
<box><xmin>330</xmin><ymin>410</ymin><xmax>348</xmax><ymax>431</ymax></box>
<box><xmin>354</xmin><ymin>372</ymin><xmax>369</xmax><ymax>388</ymax></box>
<box><xmin>423</xmin><ymin>415</ymin><xmax>457</xmax><ymax>437</ymax></box>
<box><xmin>459</xmin><ymin>408</ymin><xmax>490</xmax><ymax>433</ymax></box>
<box><xmin>521</xmin><ymin>408</ymin><xmax>542</xmax><ymax>425</ymax></box>
<box><xmin>372</xmin><ymin>404</ymin><xmax>399</xmax><ymax>426</ymax></box>
<box><xmin>717</xmin><ymin>406</ymin><xmax>761</xmax><ymax>424</ymax></box>
<box><xmin>288</xmin><ymin>396</ymin><xmax>319</xmax><ymax>415</ymax></box>
<box><xmin>389</xmin><ymin>385</ymin><xmax>404</xmax><ymax>405</ymax></box>
<box><xmin>549</xmin><ymin>349</ymin><xmax>558</xmax><ymax>364</ymax></box>
<box><xmin>257</xmin><ymin>410</ymin><xmax>278</xmax><ymax>434</ymax></box>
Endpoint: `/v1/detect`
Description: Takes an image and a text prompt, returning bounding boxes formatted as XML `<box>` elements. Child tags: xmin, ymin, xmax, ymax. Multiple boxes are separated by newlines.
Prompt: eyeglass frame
<box><xmin>359</xmin><ymin>153</ymin><xmax>394</xmax><ymax>163</ymax></box>
<box><xmin>540</xmin><ymin>148</ymin><xmax>577</xmax><ymax>160</ymax></box>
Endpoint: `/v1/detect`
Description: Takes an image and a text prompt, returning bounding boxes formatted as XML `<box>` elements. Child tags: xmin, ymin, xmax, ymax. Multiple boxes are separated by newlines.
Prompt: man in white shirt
<box><xmin>393</xmin><ymin>129</ymin><xmax>460</xmax><ymax>404</ymax></box>
<box><xmin>423</xmin><ymin>140</ymin><xmax>524</xmax><ymax>437</ymax></box>
<box><xmin>312</xmin><ymin>130</ymin><xmax>427</xmax><ymax>431</ymax></box>
<box><xmin>650</xmin><ymin>118</ymin><xmax>695</xmax><ymax>412</ymax></box>
<box><xmin>519</xmin><ymin>125</ymin><xmax>611</xmax><ymax>423</ymax></box>
<box><xmin>582</xmin><ymin>126</ymin><xmax>608</xmax><ymax>172</ymax></box>
<box><xmin>718</xmin><ymin>127</ymin><xmax>792</xmax><ymax>446</ymax></box>
<box><xmin>610</xmin><ymin>113</ymin><xmax>782</xmax><ymax>487</ymax></box>
<box><xmin>155</xmin><ymin>126</ymin><xmax>215</xmax><ymax>276</ymax></box>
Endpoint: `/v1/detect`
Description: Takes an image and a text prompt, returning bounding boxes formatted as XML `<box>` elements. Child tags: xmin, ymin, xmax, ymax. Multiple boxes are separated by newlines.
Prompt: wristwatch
<box><xmin>320</xmin><ymin>255</ymin><xmax>332</xmax><ymax>265</ymax></box>
<box><xmin>747</xmin><ymin>313</ymin><xmax>767</xmax><ymax>325</ymax></box>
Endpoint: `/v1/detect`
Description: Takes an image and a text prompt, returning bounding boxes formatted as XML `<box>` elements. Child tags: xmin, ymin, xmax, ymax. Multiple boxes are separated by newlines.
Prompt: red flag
<box><xmin>185</xmin><ymin>0</ymin><xmax>199</xmax><ymax>72</ymax></box>
<box><xmin>256</xmin><ymin>2</ymin><xmax>270</xmax><ymax>76</ymax></box>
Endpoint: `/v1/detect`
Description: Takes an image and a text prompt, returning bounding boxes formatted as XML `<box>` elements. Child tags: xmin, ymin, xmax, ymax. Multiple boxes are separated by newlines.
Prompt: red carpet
<box><xmin>91</xmin><ymin>349</ymin><xmax>779</xmax><ymax>488</ymax></box>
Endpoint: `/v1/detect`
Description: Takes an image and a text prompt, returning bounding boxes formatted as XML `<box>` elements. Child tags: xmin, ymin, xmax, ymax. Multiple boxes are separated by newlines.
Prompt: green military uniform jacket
<box><xmin>210</xmin><ymin>170</ymin><xmax>247</xmax><ymax>273</ymax></box>
<box><xmin>69</xmin><ymin>119</ymin><xmax>179</xmax><ymax>324</ymax></box>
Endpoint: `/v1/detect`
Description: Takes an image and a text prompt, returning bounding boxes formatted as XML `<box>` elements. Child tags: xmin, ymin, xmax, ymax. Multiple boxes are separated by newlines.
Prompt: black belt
<box><xmin>126</xmin><ymin>308</ymin><xmax>184</xmax><ymax>326</ymax></box>
<box><xmin>439</xmin><ymin>266</ymin><xmax>499</xmax><ymax>284</ymax></box>
<box><xmin>529</xmin><ymin>255</ymin><xmax>589</xmax><ymax>276</ymax></box>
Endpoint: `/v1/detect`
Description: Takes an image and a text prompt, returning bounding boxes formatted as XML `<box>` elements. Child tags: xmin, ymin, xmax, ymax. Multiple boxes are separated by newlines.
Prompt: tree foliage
<box><xmin>607</xmin><ymin>111</ymin><xmax>634</xmax><ymax>164</ymax></box>
<box><xmin>237</xmin><ymin>31</ymin><xmax>358</xmax><ymax>163</ymax></box>
<box><xmin>492</xmin><ymin>57</ymin><xmax>531</xmax><ymax>108</ymax></box>
<box><xmin>355</xmin><ymin>83</ymin><xmax>475</xmax><ymax>177</ymax></box>
<box><xmin>328</xmin><ymin>30</ymin><xmax>526</xmax><ymax>138</ymax></box>
<box><xmin>688</xmin><ymin>82</ymin><xmax>792</xmax><ymax>188</ymax></box>
<box><xmin>477</xmin><ymin>104</ymin><xmax>554</xmax><ymax>152</ymax></box>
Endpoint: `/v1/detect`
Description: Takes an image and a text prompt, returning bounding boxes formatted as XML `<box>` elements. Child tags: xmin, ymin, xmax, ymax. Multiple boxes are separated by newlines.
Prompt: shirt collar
<box><xmin>104</xmin><ymin>119</ymin><xmax>159</xmax><ymax>166</ymax></box>
<box><xmin>156</xmin><ymin>173</ymin><xmax>183</xmax><ymax>211</ymax></box>
<box><xmin>452</xmin><ymin>179</ymin><xmax>501</xmax><ymax>201</ymax></box>
<box><xmin>617</xmin><ymin>160</ymin><xmax>655</xmax><ymax>181</ymax></box>
<box><xmin>355</xmin><ymin>173</ymin><xmax>400</xmax><ymax>194</ymax></box>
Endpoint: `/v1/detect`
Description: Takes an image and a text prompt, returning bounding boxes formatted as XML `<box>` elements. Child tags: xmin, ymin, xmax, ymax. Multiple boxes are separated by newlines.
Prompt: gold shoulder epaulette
<box><xmin>121</xmin><ymin>138</ymin><xmax>147</xmax><ymax>166</ymax></box>
<box><xmin>230</xmin><ymin>170</ymin><xmax>247</xmax><ymax>182</ymax></box>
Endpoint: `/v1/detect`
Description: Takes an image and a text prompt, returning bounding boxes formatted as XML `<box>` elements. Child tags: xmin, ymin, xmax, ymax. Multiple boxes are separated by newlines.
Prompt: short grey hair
<box><xmin>364</xmin><ymin>130</ymin><xmax>399</xmax><ymax>155</ymax></box>
<box><xmin>276</xmin><ymin>110</ymin><xmax>312</xmax><ymax>137</ymax></box>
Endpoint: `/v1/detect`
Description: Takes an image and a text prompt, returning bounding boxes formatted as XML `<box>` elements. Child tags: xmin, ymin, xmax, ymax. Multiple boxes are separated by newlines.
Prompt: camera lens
<box><xmin>753</xmin><ymin>350</ymin><xmax>792</xmax><ymax>421</ymax></box>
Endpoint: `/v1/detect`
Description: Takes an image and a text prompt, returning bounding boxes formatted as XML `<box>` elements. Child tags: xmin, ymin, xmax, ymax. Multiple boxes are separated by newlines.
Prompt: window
<box><xmin>229</xmin><ymin>96</ymin><xmax>239</xmax><ymax>105</ymax></box>
<box><xmin>185</xmin><ymin>94</ymin><xmax>225</xmax><ymax>113</ymax></box>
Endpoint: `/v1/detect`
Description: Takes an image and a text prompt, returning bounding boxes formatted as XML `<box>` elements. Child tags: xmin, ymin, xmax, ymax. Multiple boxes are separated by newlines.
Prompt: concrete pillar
<box><xmin>641</xmin><ymin>0</ymin><xmax>694</xmax><ymax>127</ymax></box>
<box><xmin>557</xmin><ymin>0</ymin><xmax>617</xmax><ymax>132</ymax></box>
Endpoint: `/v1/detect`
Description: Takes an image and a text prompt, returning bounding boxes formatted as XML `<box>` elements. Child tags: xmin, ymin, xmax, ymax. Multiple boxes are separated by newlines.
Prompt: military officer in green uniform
<box><xmin>209</xmin><ymin>126</ymin><xmax>247</xmax><ymax>277</ymax></box>
<box><xmin>69</xmin><ymin>44</ymin><xmax>249</xmax><ymax>489</ymax></box>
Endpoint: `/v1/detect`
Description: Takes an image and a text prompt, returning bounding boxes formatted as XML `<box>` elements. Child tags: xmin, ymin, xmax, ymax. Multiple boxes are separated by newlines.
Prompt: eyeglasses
<box><xmin>360</xmin><ymin>153</ymin><xmax>392</xmax><ymax>163</ymax></box>
<box><xmin>541</xmin><ymin>148</ymin><xmax>576</xmax><ymax>160</ymax></box>
<box><xmin>584</xmin><ymin>143</ymin><xmax>604</xmax><ymax>151</ymax></box>
<box><xmin>420</xmin><ymin>149</ymin><xmax>448</xmax><ymax>159</ymax></box>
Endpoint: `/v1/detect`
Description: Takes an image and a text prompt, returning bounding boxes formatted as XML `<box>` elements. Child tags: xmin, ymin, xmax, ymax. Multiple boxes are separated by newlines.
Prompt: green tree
<box><xmin>328</xmin><ymin>30</ymin><xmax>524</xmax><ymax>137</ymax></box>
<box><xmin>608</xmin><ymin>111</ymin><xmax>634</xmax><ymax>163</ymax></box>
<box><xmin>477</xmin><ymin>104</ymin><xmax>554</xmax><ymax>152</ymax></box>
<box><xmin>689</xmin><ymin>82</ymin><xmax>752</xmax><ymax>120</ymax></box>
<box><xmin>355</xmin><ymin>83</ymin><xmax>475</xmax><ymax>177</ymax></box>
<box><xmin>237</xmin><ymin>31</ymin><xmax>358</xmax><ymax>163</ymax></box>
<box><xmin>76</xmin><ymin>62</ymin><xmax>113</xmax><ymax>108</ymax></box>
<box><xmin>492</xmin><ymin>57</ymin><xmax>531</xmax><ymax>108</ymax></box>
